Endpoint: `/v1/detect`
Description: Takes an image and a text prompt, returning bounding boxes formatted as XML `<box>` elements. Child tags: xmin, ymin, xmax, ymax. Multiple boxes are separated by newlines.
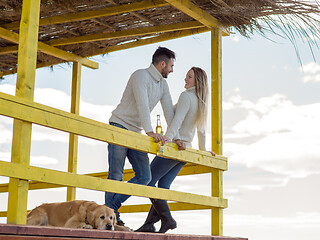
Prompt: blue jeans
<box><xmin>105</xmin><ymin>123</ymin><xmax>151</xmax><ymax>218</ymax></box>
<box><xmin>148</xmin><ymin>156</ymin><xmax>186</xmax><ymax>189</ymax></box>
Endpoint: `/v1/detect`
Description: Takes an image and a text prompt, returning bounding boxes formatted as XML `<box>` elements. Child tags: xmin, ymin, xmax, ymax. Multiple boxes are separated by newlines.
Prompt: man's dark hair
<box><xmin>152</xmin><ymin>47</ymin><xmax>176</xmax><ymax>65</ymax></box>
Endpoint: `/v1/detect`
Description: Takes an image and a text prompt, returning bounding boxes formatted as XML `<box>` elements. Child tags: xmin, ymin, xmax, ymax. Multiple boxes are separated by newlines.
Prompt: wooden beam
<box><xmin>0</xmin><ymin>160</ymin><xmax>228</xmax><ymax>209</ymax></box>
<box><xmin>0</xmin><ymin>163</ymin><xmax>211</xmax><ymax>193</ymax></box>
<box><xmin>66</xmin><ymin>62</ymin><xmax>82</xmax><ymax>201</ymax></box>
<box><xmin>0</xmin><ymin>27</ymin><xmax>208</xmax><ymax>66</ymax></box>
<box><xmin>164</xmin><ymin>0</ymin><xmax>229</xmax><ymax>35</ymax></box>
<box><xmin>90</xmin><ymin>27</ymin><xmax>209</xmax><ymax>56</ymax></box>
<box><xmin>0</xmin><ymin>27</ymin><xmax>98</xmax><ymax>69</ymax></box>
<box><xmin>0</xmin><ymin>91</ymin><xmax>228</xmax><ymax>171</ymax></box>
<box><xmin>43</xmin><ymin>21</ymin><xmax>203</xmax><ymax>46</ymax></box>
<box><xmin>7</xmin><ymin>0</ymin><xmax>41</xmax><ymax>225</ymax></box>
<box><xmin>1</xmin><ymin>0</ymin><xmax>168</xmax><ymax>30</ymax></box>
<box><xmin>0</xmin><ymin>45</ymin><xmax>17</xmax><ymax>55</ymax></box>
<box><xmin>120</xmin><ymin>202</ymin><xmax>211</xmax><ymax>213</ymax></box>
<box><xmin>211</xmin><ymin>28</ymin><xmax>223</xmax><ymax>236</ymax></box>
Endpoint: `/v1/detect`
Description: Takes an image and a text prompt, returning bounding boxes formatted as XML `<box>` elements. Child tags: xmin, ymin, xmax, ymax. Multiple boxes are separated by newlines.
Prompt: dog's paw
<box><xmin>114</xmin><ymin>224</ymin><xmax>133</xmax><ymax>232</ymax></box>
<box><xmin>81</xmin><ymin>223</ymin><xmax>93</xmax><ymax>229</ymax></box>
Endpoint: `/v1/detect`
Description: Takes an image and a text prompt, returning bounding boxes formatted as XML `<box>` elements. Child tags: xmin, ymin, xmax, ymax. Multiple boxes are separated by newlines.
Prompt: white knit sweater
<box><xmin>109</xmin><ymin>64</ymin><xmax>174</xmax><ymax>133</ymax></box>
<box><xmin>165</xmin><ymin>86</ymin><xmax>206</xmax><ymax>150</ymax></box>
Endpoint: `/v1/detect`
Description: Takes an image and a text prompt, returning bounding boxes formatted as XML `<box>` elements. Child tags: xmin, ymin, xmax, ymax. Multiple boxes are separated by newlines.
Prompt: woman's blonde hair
<box><xmin>191</xmin><ymin>67</ymin><xmax>209</xmax><ymax>130</ymax></box>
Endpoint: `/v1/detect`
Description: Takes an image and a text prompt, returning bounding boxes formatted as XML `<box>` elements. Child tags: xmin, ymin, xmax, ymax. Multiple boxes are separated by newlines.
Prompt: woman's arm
<box><xmin>165</xmin><ymin>92</ymin><xmax>191</xmax><ymax>141</ymax></box>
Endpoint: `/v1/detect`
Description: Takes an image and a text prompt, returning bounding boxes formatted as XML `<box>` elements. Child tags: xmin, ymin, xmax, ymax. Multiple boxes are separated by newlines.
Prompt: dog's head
<box><xmin>87</xmin><ymin>204</ymin><xmax>116</xmax><ymax>230</ymax></box>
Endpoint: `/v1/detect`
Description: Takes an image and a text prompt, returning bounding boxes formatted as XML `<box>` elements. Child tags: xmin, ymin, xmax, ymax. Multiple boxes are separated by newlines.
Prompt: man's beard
<box><xmin>161</xmin><ymin>69</ymin><xmax>169</xmax><ymax>78</ymax></box>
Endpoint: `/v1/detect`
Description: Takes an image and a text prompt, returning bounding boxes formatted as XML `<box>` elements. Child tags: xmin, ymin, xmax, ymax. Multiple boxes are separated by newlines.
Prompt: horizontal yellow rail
<box><xmin>0</xmin><ymin>164</ymin><xmax>212</xmax><ymax>193</ymax></box>
<box><xmin>0</xmin><ymin>160</ymin><xmax>228</xmax><ymax>209</ymax></box>
<box><xmin>120</xmin><ymin>202</ymin><xmax>211</xmax><ymax>213</ymax></box>
<box><xmin>0</xmin><ymin>92</ymin><xmax>227</xmax><ymax>170</ymax></box>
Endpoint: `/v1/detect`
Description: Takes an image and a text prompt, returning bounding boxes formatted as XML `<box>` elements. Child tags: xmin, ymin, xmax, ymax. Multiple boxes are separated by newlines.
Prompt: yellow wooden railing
<box><xmin>0</xmin><ymin>0</ymin><xmax>226</xmax><ymax>236</ymax></box>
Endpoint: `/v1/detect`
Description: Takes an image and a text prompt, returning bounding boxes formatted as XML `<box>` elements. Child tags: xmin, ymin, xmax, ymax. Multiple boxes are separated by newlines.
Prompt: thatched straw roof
<box><xmin>1</xmin><ymin>0</ymin><xmax>320</xmax><ymax>76</ymax></box>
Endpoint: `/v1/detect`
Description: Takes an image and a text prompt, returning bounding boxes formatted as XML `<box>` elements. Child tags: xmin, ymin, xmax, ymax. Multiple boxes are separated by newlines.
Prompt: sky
<box><xmin>0</xmin><ymin>29</ymin><xmax>320</xmax><ymax>240</ymax></box>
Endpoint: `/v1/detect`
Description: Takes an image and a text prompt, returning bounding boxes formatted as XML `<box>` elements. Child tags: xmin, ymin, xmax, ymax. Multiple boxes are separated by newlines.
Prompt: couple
<box><xmin>105</xmin><ymin>47</ymin><xmax>215</xmax><ymax>233</ymax></box>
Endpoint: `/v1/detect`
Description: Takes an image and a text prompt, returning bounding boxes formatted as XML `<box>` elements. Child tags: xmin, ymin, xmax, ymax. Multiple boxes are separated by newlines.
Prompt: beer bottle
<box><xmin>156</xmin><ymin>114</ymin><xmax>162</xmax><ymax>134</ymax></box>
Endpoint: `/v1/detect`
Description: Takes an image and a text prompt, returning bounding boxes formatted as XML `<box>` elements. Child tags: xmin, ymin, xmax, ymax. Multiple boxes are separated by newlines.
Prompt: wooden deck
<box><xmin>0</xmin><ymin>224</ymin><xmax>247</xmax><ymax>240</ymax></box>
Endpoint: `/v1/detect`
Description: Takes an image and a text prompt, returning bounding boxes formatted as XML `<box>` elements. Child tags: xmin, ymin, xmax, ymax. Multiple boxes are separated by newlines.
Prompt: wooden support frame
<box><xmin>211</xmin><ymin>28</ymin><xmax>223</xmax><ymax>236</ymax></box>
<box><xmin>66</xmin><ymin>62</ymin><xmax>82</xmax><ymax>201</ymax></box>
<box><xmin>0</xmin><ymin>160</ymin><xmax>228</xmax><ymax>209</ymax></box>
<box><xmin>0</xmin><ymin>27</ymin><xmax>209</xmax><ymax>77</ymax></box>
<box><xmin>0</xmin><ymin>27</ymin><xmax>98</xmax><ymax>69</ymax></box>
<box><xmin>43</xmin><ymin>21</ymin><xmax>204</xmax><ymax>46</ymax></box>
<box><xmin>6</xmin><ymin>0</ymin><xmax>41</xmax><ymax>225</ymax></box>
<box><xmin>0</xmin><ymin>164</ymin><xmax>212</xmax><ymax>193</ymax></box>
<box><xmin>164</xmin><ymin>0</ymin><xmax>229</xmax><ymax>35</ymax></box>
<box><xmin>0</xmin><ymin>91</ymin><xmax>227</xmax><ymax>170</ymax></box>
<box><xmin>0</xmin><ymin>0</ymin><xmax>230</xmax><ymax>234</ymax></box>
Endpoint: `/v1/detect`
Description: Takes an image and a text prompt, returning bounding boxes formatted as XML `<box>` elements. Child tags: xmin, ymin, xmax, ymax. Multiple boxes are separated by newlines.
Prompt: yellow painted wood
<box><xmin>0</xmin><ymin>92</ymin><xmax>228</xmax><ymax>170</ymax></box>
<box><xmin>67</xmin><ymin>62</ymin><xmax>82</xmax><ymax>201</ymax></box>
<box><xmin>0</xmin><ymin>45</ymin><xmax>18</xmax><ymax>55</ymax></box>
<box><xmin>2</xmin><ymin>0</ymin><xmax>168</xmax><ymax>30</ymax></box>
<box><xmin>164</xmin><ymin>0</ymin><xmax>229</xmax><ymax>35</ymax></box>
<box><xmin>0</xmin><ymin>164</ymin><xmax>212</xmax><ymax>193</ymax></box>
<box><xmin>7</xmin><ymin>0</ymin><xmax>41</xmax><ymax>225</ymax></box>
<box><xmin>0</xmin><ymin>27</ymin><xmax>98</xmax><ymax>70</ymax></box>
<box><xmin>0</xmin><ymin>27</ymin><xmax>208</xmax><ymax>67</ymax></box>
<box><xmin>211</xmin><ymin>28</ymin><xmax>223</xmax><ymax>236</ymax></box>
<box><xmin>90</xmin><ymin>27</ymin><xmax>209</xmax><ymax>57</ymax></box>
<box><xmin>44</xmin><ymin>21</ymin><xmax>204</xmax><ymax>46</ymax></box>
<box><xmin>120</xmin><ymin>202</ymin><xmax>211</xmax><ymax>213</ymax></box>
<box><xmin>0</xmin><ymin>160</ymin><xmax>228</xmax><ymax>209</ymax></box>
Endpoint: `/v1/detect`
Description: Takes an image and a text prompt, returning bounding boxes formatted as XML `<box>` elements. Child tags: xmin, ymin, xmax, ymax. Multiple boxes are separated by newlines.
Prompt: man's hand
<box><xmin>175</xmin><ymin>139</ymin><xmax>186</xmax><ymax>150</ymax></box>
<box><xmin>146</xmin><ymin>132</ymin><xmax>169</xmax><ymax>145</ymax></box>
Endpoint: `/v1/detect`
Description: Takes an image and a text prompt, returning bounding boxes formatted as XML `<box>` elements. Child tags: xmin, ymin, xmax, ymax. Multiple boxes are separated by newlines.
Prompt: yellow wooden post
<box><xmin>7</xmin><ymin>0</ymin><xmax>41</xmax><ymax>224</ymax></box>
<box><xmin>211</xmin><ymin>28</ymin><xmax>223</xmax><ymax>235</ymax></box>
<box><xmin>67</xmin><ymin>62</ymin><xmax>82</xmax><ymax>201</ymax></box>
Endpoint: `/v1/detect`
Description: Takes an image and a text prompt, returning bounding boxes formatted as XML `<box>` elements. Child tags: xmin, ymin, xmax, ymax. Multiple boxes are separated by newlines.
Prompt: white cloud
<box><xmin>301</xmin><ymin>62</ymin><xmax>320</xmax><ymax>83</ymax></box>
<box><xmin>225</xmin><ymin>212</ymin><xmax>320</xmax><ymax>227</ymax></box>
<box><xmin>0</xmin><ymin>152</ymin><xmax>58</xmax><ymax>165</ymax></box>
<box><xmin>232</xmin><ymin>36</ymin><xmax>240</xmax><ymax>42</ymax></box>
<box><xmin>30</xmin><ymin>155</ymin><xmax>59</xmax><ymax>165</ymax></box>
<box><xmin>223</xmin><ymin>94</ymin><xmax>320</xmax><ymax>179</ymax></box>
<box><xmin>0</xmin><ymin>84</ymin><xmax>115</xmax><ymax>145</ymax></box>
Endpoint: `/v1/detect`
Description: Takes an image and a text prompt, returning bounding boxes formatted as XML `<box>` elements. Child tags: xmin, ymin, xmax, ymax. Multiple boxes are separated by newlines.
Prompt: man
<box><xmin>105</xmin><ymin>47</ymin><xmax>176</xmax><ymax>226</ymax></box>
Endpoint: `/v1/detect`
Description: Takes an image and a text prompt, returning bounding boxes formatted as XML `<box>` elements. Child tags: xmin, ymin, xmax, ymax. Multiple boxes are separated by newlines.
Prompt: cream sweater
<box><xmin>165</xmin><ymin>86</ymin><xmax>206</xmax><ymax>150</ymax></box>
<box><xmin>109</xmin><ymin>64</ymin><xmax>174</xmax><ymax>133</ymax></box>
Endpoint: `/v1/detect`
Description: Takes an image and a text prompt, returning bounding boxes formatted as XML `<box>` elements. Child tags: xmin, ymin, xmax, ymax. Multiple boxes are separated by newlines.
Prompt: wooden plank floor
<box><xmin>0</xmin><ymin>224</ymin><xmax>248</xmax><ymax>240</ymax></box>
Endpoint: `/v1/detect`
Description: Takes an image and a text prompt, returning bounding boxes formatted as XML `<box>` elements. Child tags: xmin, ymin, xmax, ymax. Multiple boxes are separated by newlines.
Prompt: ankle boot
<box><xmin>135</xmin><ymin>206</ymin><xmax>160</xmax><ymax>232</ymax></box>
<box><xmin>151</xmin><ymin>199</ymin><xmax>177</xmax><ymax>233</ymax></box>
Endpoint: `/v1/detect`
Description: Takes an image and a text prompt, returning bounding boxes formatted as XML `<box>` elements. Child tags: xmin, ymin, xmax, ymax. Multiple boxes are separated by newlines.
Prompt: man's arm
<box><xmin>131</xmin><ymin>71</ymin><xmax>153</xmax><ymax>133</ymax></box>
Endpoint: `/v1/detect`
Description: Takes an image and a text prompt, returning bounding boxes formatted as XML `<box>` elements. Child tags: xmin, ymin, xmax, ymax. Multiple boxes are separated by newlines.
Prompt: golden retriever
<box><xmin>26</xmin><ymin>200</ymin><xmax>131</xmax><ymax>231</ymax></box>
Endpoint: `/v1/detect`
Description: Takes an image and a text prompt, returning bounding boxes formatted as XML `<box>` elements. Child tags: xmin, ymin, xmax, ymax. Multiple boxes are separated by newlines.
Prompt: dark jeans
<box><xmin>105</xmin><ymin>122</ymin><xmax>151</xmax><ymax>219</ymax></box>
<box><xmin>148</xmin><ymin>156</ymin><xmax>186</xmax><ymax>189</ymax></box>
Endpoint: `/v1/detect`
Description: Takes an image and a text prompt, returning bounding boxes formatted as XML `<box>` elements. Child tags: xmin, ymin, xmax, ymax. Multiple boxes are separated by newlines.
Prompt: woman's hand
<box><xmin>207</xmin><ymin>150</ymin><xmax>216</xmax><ymax>156</ymax></box>
<box><xmin>175</xmin><ymin>139</ymin><xmax>186</xmax><ymax>150</ymax></box>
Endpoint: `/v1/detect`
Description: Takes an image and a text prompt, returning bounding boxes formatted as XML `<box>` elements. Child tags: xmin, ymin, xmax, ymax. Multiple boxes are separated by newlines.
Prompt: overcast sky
<box><xmin>0</xmin><ymin>30</ymin><xmax>319</xmax><ymax>240</ymax></box>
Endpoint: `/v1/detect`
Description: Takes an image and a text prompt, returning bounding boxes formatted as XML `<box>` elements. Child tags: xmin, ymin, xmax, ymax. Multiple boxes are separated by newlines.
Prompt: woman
<box><xmin>136</xmin><ymin>67</ymin><xmax>215</xmax><ymax>233</ymax></box>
